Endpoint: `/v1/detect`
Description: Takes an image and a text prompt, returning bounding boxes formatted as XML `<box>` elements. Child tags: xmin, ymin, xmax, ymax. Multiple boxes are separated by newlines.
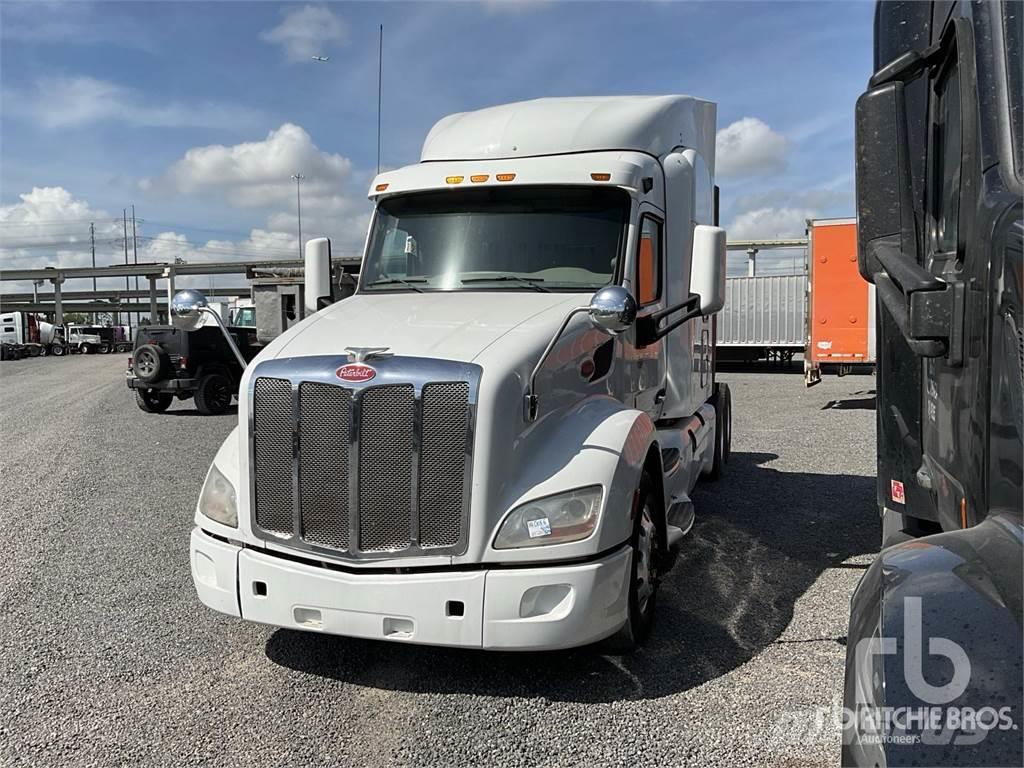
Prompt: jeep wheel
<box><xmin>133</xmin><ymin>344</ymin><xmax>167</xmax><ymax>383</ymax></box>
<box><xmin>195</xmin><ymin>373</ymin><xmax>233</xmax><ymax>415</ymax></box>
<box><xmin>607</xmin><ymin>471</ymin><xmax>661</xmax><ymax>652</ymax></box>
<box><xmin>135</xmin><ymin>389</ymin><xmax>174</xmax><ymax>413</ymax></box>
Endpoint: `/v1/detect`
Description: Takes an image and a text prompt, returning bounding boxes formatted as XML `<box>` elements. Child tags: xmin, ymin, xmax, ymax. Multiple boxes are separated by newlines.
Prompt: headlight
<box><xmin>493</xmin><ymin>485</ymin><xmax>603</xmax><ymax>549</ymax></box>
<box><xmin>198</xmin><ymin>463</ymin><xmax>237</xmax><ymax>528</ymax></box>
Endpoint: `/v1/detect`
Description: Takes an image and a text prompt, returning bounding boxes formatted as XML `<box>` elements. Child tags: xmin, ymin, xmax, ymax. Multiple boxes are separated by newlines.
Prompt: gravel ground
<box><xmin>0</xmin><ymin>355</ymin><xmax>879</xmax><ymax>768</ymax></box>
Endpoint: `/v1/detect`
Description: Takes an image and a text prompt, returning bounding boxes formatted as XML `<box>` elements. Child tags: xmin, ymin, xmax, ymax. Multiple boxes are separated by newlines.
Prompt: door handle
<box><xmin>654</xmin><ymin>388</ymin><xmax>666</xmax><ymax>404</ymax></box>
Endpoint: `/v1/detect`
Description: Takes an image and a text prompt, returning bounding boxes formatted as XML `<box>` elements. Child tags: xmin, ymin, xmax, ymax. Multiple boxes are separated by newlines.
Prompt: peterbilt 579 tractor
<box><xmin>183</xmin><ymin>95</ymin><xmax>733</xmax><ymax>651</ymax></box>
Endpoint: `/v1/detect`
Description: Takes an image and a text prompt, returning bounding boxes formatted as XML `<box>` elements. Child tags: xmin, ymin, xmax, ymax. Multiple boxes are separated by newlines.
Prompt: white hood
<box><xmin>271</xmin><ymin>291</ymin><xmax>580</xmax><ymax>363</ymax></box>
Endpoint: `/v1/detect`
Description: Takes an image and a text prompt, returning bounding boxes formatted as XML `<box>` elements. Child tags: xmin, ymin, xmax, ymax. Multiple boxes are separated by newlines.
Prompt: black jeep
<box><xmin>127</xmin><ymin>324</ymin><xmax>260</xmax><ymax>415</ymax></box>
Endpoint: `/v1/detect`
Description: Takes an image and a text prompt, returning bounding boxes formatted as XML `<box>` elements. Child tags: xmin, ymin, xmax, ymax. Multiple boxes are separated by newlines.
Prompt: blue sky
<box><xmin>0</xmin><ymin>0</ymin><xmax>875</xmax><ymax>280</ymax></box>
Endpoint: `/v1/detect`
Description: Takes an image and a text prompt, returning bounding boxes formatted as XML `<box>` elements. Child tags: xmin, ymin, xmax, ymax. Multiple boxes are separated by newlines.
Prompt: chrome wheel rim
<box><xmin>636</xmin><ymin>501</ymin><xmax>658</xmax><ymax>614</ymax></box>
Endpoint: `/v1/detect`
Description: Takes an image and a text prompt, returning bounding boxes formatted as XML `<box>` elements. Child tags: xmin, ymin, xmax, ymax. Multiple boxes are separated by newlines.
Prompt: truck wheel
<box><xmin>195</xmin><ymin>373</ymin><xmax>233</xmax><ymax>415</ymax></box>
<box><xmin>133</xmin><ymin>344</ymin><xmax>167</xmax><ymax>383</ymax></box>
<box><xmin>28</xmin><ymin>346</ymin><xmax>40</xmax><ymax>357</ymax></box>
<box><xmin>708</xmin><ymin>385</ymin><xmax>733</xmax><ymax>481</ymax></box>
<box><xmin>51</xmin><ymin>344</ymin><xmax>66</xmax><ymax>357</ymax></box>
<box><xmin>709</xmin><ymin>383</ymin><xmax>732</xmax><ymax>480</ymax></box>
<box><xmin>98</xmin><ymin>343</ymin><xmax>110</xmax><ymax>354</ymax></box>
<box><xmin>607</xmin><ymin>471</ymin><xmax>661</xmax><ymax>652</ymax></box>
<box><xmin>135</xmin><ymin>389</ymin><xmax>174</xmax><ymax>413</ymax></box>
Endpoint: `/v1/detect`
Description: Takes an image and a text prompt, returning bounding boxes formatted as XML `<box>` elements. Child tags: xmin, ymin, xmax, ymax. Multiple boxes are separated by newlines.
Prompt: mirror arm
<box><xmin>199</xmin><ymin>307</ymin><xmax>249</xmax><ymax>369</ymax></box>
<box><xmin>524</xmin><ymin>306</ymin><xmax>588</xmax><ymax>422</ymax></box>
<box><xmin>638</xmin><ymin>294</ymin><xmax>702</xmax><ymax>345</ymax></box>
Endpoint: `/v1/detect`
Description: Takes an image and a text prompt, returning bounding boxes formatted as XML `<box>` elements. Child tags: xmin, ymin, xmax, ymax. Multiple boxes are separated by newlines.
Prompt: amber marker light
<box><xmin>590</xmin><ymin>173</ymin><xmax>612</xmax><ymax>181</ymax></box>
<box><xmin>470</xmin><ymin>174</ymin><xmax>489</xmax><ymax>183</ymax></box>
<box><xmin>446</xmin><ymin>175</ymin><xmax>464</xmax><ymax>184</ymax></box>
<box><xmin>495</xmin><ymin>173</ymin><xmax>516</xmax><ymax>182</ymax></box>
<box><xmin>374</xmin><ymin>183</ymin><xmax>389</xmax><ymax>192</ymax></box>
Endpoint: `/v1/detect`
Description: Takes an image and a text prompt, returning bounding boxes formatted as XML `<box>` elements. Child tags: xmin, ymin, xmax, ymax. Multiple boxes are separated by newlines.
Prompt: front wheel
<box><xmin>135</xmin><ymin>389</ymin><xmax>174</xmax><ymax>413</ymax></box>
<box><xmin>195</xmin><ymin>373</ymin><xmax>233</xmax><ymax>415</ymax></box>
<box><xmin>607</xmin><ymin>471</ymin><xmax>661</xmax><ymax>652</ymax></box>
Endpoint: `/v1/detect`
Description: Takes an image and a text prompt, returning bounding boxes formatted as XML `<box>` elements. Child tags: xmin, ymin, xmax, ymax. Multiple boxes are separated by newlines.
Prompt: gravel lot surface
<box><xmin>0</xmin><ymin>355</ymin><xmax>879</xmax><ymax>768</ymax></box>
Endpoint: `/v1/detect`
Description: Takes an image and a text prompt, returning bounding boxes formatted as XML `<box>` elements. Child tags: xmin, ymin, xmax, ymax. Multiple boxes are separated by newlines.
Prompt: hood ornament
<box><xmin>345</xmin><ymin>346</ymin><xmax>392</xmax><ymax>363</ymax></box>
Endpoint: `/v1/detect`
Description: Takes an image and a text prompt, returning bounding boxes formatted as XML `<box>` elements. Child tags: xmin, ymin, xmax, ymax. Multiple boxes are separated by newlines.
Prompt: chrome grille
<box><xmin>252</xmin><ymin>377</ymin><xmax>293</xmax><ymax>535</ymax></box>
<box><xmin>419</xmin><ymin>383</ymin><xmax>470</xmax><ymax>548</ymax></box>
<box><xmin>358</xmin><ymin>385</ymin><xmax>415</xmax><ymax>552</ymax></box>
<box><xmin>299</xmin><ymin>383</ymin><xmax>351</xmax><ymax>550</ymax></box>
<box><xmin>250</xmin><ymin>358</ymin><xmax>476</xmax><ymax>560</ymax></box>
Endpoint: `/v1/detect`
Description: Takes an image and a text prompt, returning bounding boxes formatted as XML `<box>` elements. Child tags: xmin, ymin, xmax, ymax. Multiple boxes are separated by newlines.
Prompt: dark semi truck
<box><xmin>843</xmin><ymin>1</ymin><xmax>1022</xmax><ymax>765</ymax></box>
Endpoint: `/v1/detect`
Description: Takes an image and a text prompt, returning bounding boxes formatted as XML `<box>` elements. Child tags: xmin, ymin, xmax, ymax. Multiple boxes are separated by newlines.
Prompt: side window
<box><xmin>933</xmin><ymin>59</ymin><xmax>962</xmax><ymax>256</ymax></box>
<box><xmin>636</xmin><ymin>216</ymin><xmax>662</xmax><ymax>306</ymax></box>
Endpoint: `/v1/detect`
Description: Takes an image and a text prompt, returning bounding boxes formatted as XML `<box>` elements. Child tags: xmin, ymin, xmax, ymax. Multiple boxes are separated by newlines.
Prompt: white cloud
<box><xmin>261</xmin><ymin>5</ymin><xmax>347</xmax><ymax>62</ymax></box>
<box><xmin>6</xmin><ymin>76</ymin><xmax>263</xmax><ymax>131</ymax></box>
<box><xmin>144</xmin><ymin>123</ymin><xmax>352</xmax><ymax>208</ymax></box>
<box><xmin>715</xmin><ymin>117</ymin><xmax>788</xmax><ymax>178</ymax></box>
<box><xmin>141</xmin><ymin>124</ymin><xmax>369</xmax><ymax>254</ymax></box>
<box><xmin>727</xmin><ymin>206</ymin><xmax>815</xmax><ymax>240</ymax></box>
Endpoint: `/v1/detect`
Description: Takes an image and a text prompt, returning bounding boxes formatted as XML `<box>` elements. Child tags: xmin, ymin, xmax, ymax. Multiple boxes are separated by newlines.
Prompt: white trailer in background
<box><xmin>184</xmin><ymin>95</ymin><xmax>733</xmax><ymax>651</ymax></box>
<box><xmin>717</xmin><ymin>274</ymin><xmax>807</xmax><ymax>364</ymax></box>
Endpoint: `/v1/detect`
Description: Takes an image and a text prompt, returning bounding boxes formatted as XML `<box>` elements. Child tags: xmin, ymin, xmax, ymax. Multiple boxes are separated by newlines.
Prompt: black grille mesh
<box><xmin>252</xmin><ymin>376</ymin><xmax>470</xmax><ymax>556</ymax></box>
<box><xmin>299</xmin><ymin>383</ymin><xmax>351</xmax><ymax>549</ymax></box>
<box><xmin>358</xmin><ymin>385</ymin><xmax>415</xmax><ymax>552</ymax></box>
<box><xmin>419</xmin><ymin>383</ymin><xmax>470</xmax><ymax>548</ymax></box>
<box><xmin>252</xmin><ymin>377</ymin><xmax>293</xmax><ymax>535</ymax></box>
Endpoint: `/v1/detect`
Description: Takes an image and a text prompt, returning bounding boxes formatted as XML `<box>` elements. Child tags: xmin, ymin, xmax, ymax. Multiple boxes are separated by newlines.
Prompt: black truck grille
<box><xmin>251</xmin><ymin>369</ymin><xmax>473</xmax><ymax>558</ymax></box>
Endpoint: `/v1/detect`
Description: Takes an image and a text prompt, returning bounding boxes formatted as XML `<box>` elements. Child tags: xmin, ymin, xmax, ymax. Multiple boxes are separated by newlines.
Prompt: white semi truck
<box><xmin>183</xmin><ymin>96</ymin><xmax>732</xmax><ymax>650</ymax></box>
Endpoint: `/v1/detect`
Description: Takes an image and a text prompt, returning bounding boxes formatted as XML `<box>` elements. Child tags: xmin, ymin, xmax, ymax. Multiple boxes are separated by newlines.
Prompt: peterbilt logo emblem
<box><xmin>336</xmin><ymin>363</ymin><xmax>376</xmax><ymax>382</ymax></box>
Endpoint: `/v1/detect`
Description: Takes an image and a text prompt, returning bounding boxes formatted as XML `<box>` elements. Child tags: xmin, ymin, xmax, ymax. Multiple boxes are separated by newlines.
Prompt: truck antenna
<box><xmin>377</xmin><ymin>23</ymin><xmax>383</xmax><ymax>176</ymax></box>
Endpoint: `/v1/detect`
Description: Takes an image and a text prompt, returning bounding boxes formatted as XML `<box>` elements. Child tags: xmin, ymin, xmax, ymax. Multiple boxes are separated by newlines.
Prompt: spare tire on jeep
<box><xmin>133</xmin><ymin>343</ymin><xmax>169</xmax><ymax>383</ymax></box>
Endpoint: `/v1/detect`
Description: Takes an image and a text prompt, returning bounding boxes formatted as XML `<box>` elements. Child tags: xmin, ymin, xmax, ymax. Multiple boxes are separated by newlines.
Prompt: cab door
<box><xmin>919</xmin><ymin>16</ymin><xmax>983</xmax><ymax>531</ymax></box>
<box><xmin>621</xmin><ymin>209</ymin><xmax>668</xmax><ymax>419</ymax></box>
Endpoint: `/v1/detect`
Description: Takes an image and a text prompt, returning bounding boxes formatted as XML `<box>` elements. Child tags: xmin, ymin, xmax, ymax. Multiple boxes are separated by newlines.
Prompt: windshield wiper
<box><xmin>460</xmin><ymin>275</ymin><xmax>551</xmax><ymax>292</ymax></box>
<box><xmin>365</xmin><ymin>276</ymin><xmax>427</xmax><ymax>293</ymax></box>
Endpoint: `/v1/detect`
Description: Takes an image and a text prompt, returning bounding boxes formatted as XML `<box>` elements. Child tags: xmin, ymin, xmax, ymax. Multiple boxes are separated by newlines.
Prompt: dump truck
<box><xmin>183</xmin><ymin>95</ymin><xmax>732</xmax><ymax>651</ymax></box>
<box><xmin>842</xmin><ymin>1</ymin><xmax>1022</xmax><ymax>765</ymax></box>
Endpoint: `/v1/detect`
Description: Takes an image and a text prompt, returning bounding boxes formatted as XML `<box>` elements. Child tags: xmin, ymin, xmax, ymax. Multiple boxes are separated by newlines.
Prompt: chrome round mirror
<box><xmin>171</xmin><ymin>289</ymin><xmax>208</xmax><ymax>332</ymax></box>
<box><xmin>587</xmin><ymin>285</ymin><xmax>637</xmax><ymax>335</ymax></box>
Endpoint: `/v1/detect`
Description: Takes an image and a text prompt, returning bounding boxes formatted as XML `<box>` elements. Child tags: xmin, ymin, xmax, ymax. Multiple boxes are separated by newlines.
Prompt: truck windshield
<box><xmin>361</xmin><ymin>186</ymin><xmax>629</xmax><ymax>293</ymax></box>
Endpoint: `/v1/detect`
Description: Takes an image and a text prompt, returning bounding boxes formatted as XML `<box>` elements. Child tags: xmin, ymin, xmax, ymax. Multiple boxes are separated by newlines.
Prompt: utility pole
<box><xmin>132</xmin><ymin>204</ymin><xmax>139</xmax><ymax>325</ymax></box>
<box><xmin>90</xmin><ymin>222</ymin><xmax>97</xmax><ymax>323</ymax></box>
<box><xmin>123</xmin><ymin>208</ymin><xmax>131</xmax><ymax>336</ymax></box>
<box><xmin>291</xmin><ymin>173</ymin><xmax>304</xmax><ymax>259</ymax></box>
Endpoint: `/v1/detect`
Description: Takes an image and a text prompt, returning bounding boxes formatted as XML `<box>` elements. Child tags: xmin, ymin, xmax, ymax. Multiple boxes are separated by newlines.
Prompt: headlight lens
<box><xmin>198</xmin><ymin>463</ymin><xmax>237</xmax><ymax>528</ymax></box>
<box><xmin>493</xmin><ymin>485</ymin><xmax>603</xmax><ymax>549</ymax></box>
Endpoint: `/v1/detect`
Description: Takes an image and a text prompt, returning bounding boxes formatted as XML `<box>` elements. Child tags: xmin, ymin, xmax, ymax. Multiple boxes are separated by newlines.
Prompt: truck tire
<box><xmin>98</xmin><ymin>343</ymin><xmax>110</xmax><ymax>354</ymax></box>
<box><xmin>50</xmin><ymin>344</ymin><xmax>65</xmax><ymax>357</ymax></box>
<box><xmin>607</xmin><ymin>471</ymin><xmax>661</xmax><ymax>652</ymax></box>
<box><xmin>709</xmin><ymin>383</ymin><xmax>732</xmax><ymax>480</ymax></box>
<box><xmin>135</xmin><ymin>389</ymin><xmax>174</xmax><ymax>413</ymax></box>
<box><xmin>195</xmin><ymin>373</ymin><xmax>233</xmax><ymax>415</ymax></box>
<box><xmin>133</xmin><ymin>344</ymin><xmax>168</xmax><ymax>383</ymax></box>
<box><xmin>28</xmin><ymin>345</ymin><xmax>40</xmax><ymax>357</ymax></box>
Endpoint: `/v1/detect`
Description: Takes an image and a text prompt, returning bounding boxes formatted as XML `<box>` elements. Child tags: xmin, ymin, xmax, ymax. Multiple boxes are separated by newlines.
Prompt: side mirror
<box><xmin>171</xmin><ymin>289</ymin><xmax>208</xmax><ymax>332</ymax></box>
<box><xmin>690</xmin><ymin>225</ymin><xmax>726</xmax><ymax>315</ymax></box>
<box><xmin>304</xmin><ymin>237</ymin><xmax>333</xmax><ymax>315</ymax></box>
<box><xmin>855</xmin><ymin>82</ymin><xmax>918</xmax><ymax>281</ymax></box>
<box><xmin>588</xmin><ymin>285</ymin><xmax>637</xmax><ymax>335</ymax></box>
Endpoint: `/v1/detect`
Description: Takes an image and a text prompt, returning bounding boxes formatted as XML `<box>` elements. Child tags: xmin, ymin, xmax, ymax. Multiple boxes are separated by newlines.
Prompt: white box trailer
<box><xmin>182</xmin><ymin>96</ymin><xmax>734</xmax><ymax>651</ymax></box>
<box><xmin>717</xmin><ymin>274</ymin><xmax>806</xmax><ymax>362</ymax></box>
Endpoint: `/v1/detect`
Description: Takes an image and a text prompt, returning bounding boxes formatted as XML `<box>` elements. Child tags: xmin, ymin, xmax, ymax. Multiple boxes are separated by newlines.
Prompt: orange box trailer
<box><xmin>804</xmin><ymin>218</ymin><xmax>875</xmax><ymax>386</ymax></box>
